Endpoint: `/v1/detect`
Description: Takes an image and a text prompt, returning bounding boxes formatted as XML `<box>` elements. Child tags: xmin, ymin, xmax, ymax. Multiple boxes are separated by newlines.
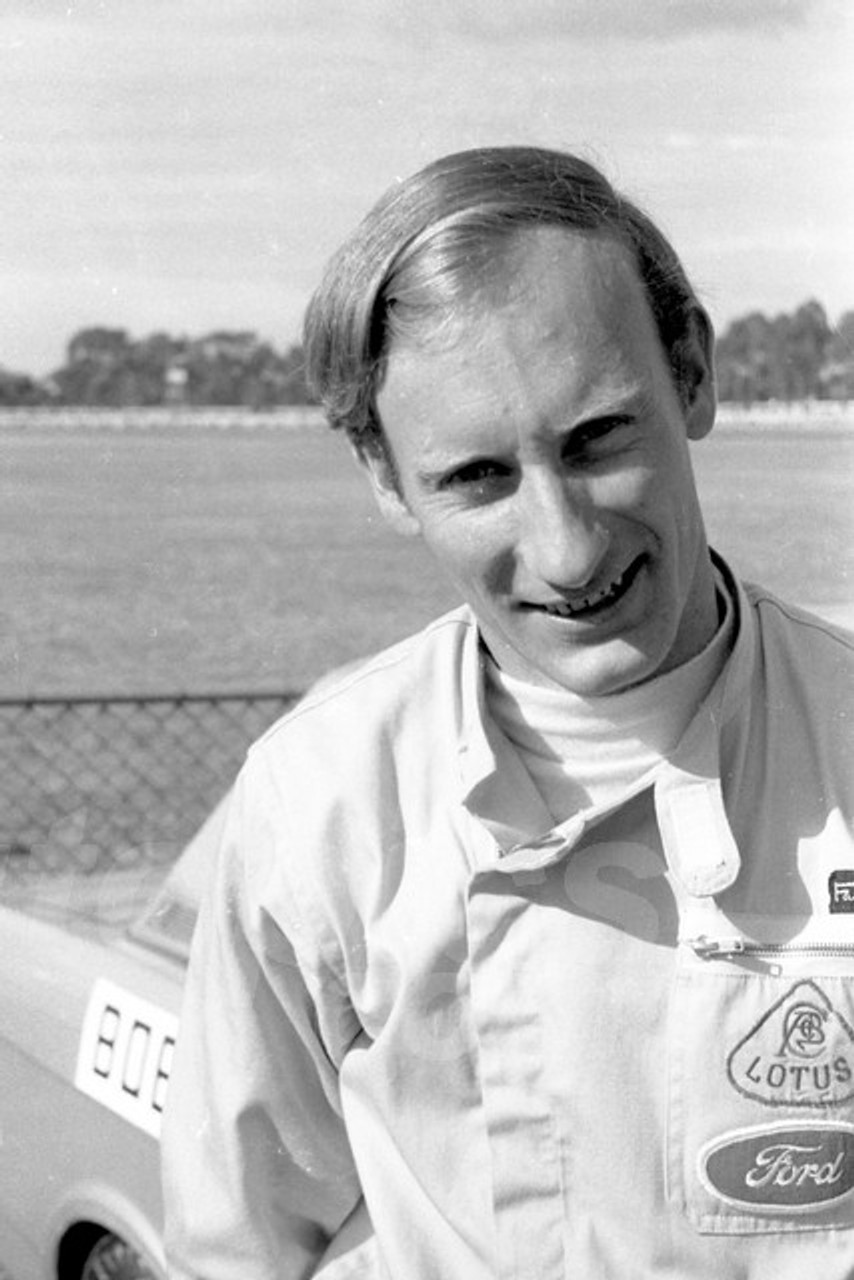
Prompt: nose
<box><xmin>518</xmin><ymin>468</ymin><xmax>609</xmax><ymax>589</ymax></box>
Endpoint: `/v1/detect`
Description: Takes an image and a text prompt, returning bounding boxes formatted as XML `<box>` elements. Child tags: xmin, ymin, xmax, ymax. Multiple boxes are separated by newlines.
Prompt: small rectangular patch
<box><xmin>829</xmin><ymin>871</ymin><xmax>854</xmax><ymax>914</ymax></box>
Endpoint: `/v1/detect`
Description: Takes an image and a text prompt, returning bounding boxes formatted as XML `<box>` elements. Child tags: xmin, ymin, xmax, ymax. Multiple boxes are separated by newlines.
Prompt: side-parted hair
<box><xmin>303</xmin><ymin>146</ymin><xmax>705</xmax><ymax>453</ymax></box>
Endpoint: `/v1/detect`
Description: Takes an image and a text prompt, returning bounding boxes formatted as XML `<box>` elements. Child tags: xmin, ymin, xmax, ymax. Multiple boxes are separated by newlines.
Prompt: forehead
<box><xmin>490</xmin><ymin>226</ymin><xmax>655</xmax><ymax>352</ymax></box>
<box><xmin>501</xmin><ymin>223</ymin><xmax>637</xmax><ymax>291</ymax></box>
<box><xmin>378</xmin><ymin>228</ymin><xmax>669</xmax><ymax>433</ymax></box>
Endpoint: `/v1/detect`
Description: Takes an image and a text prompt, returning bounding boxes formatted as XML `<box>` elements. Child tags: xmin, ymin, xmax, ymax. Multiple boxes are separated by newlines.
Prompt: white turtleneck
<box><xmin>485</xmin><ymin>574</ymin><xmax>735</xmax><ymax>824</ymax></box>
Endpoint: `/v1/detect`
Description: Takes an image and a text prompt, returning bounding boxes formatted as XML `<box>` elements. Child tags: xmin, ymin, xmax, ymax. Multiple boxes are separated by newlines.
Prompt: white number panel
<box><xmin>75</xmin><ymin>977</ymin><xmax>179</xmax><ymax>1139</ymax></box>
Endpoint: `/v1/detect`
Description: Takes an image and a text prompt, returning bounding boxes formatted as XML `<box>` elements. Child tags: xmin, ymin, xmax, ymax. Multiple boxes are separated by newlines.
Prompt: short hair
<box><xmin>303</xmin><ymin>145</ymin><xmax>705</xmax><ymax>452</ymax></box>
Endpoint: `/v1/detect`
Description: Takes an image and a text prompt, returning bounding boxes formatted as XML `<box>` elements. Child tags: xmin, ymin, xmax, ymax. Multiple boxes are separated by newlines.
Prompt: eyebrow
<box><xmin>565</xmin><ymin>387</ymin><xmax>654</xmax><ymax>428</ymax></box>
<box><xmin>521</xmin><ymin>387</ymin><xmax>653</xmax><ymax>450</ymax></box>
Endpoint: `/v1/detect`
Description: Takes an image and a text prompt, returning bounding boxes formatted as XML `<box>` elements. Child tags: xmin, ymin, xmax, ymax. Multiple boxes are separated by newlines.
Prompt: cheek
<box><xmin>423</xmin><ymin>518</ymin><xmax>516</xmax><ymax>599</ymax></box>
<box><xmin>615</xmin><ymin>461</ymin><xmax>681</xmax><ymax>533</ymax></box>
<box><xmin>655</xmin><ymin>469</ymin><xmax>705</xmax><ymax>547</ymax></box>
<box><xmin>478</xmin><ymin>549</ymin><xmax>517</xmax><ymax>599</ymax></box>
<box><xmin>606</xmin><ymin>460</ymin><xmax>657</xmax><ymax>510</ymax></box>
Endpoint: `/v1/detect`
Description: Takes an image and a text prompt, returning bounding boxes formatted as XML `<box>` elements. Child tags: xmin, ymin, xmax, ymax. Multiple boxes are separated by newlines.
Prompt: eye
<box><xmin>563</xmin><ymin>415</ymin><xmax>635</xmax><ymax>465</ymax></box>
<box><xmin>441</xmin><ymin>458</ymin><xmax>513</xmax><ymax>492</ymax></box>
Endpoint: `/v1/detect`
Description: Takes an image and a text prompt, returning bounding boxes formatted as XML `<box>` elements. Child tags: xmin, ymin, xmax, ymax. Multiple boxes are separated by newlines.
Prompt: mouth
<box><xmin>532</xmin><ymin>556</ymin><xmax>645</xmax><ymax>620</ymax></box>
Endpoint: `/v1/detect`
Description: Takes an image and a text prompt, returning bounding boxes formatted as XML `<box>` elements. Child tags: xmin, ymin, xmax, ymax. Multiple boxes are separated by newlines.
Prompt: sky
<box><xmin>2</xmin><ymin>0</ymin><xmax>852</xmax><ymax>375</ymax></box>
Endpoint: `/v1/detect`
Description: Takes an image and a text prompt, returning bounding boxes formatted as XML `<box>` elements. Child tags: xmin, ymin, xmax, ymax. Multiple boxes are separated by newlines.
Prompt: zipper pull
<box><xmin>687</xmin><ymin>934</ymin><xmax>746</xmax><ymax>960</ymax></box>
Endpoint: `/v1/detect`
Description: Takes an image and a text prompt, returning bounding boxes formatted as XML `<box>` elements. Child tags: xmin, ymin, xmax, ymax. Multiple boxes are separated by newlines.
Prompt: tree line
<box><xmin>0</xmin><ymin>329</ymin><xmax>313</xmax><ymax>409</ymax></box>
<box><xmin>1</xmin><ymin>300</ymin><xmax>853</xmax><ymax>408</ymax></box>
<box><xmin>715</xmin><ymin>300</ymin><xmax>854</xmax><ymax>403</ymax></box>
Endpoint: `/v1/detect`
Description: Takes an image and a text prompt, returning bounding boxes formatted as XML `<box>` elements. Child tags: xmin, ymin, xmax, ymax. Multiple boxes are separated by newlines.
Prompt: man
<box><xmin>162</xmin><ymin>147</ymin><xmax>854</xmax><ymax>1278</ymax></box>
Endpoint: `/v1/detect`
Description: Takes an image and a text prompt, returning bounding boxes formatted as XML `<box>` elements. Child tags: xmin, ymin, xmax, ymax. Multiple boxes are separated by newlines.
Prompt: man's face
<box><xmin>368</xmin><ymin>227</ymin><xmax>718</xmax><ymax>698</ymax></box>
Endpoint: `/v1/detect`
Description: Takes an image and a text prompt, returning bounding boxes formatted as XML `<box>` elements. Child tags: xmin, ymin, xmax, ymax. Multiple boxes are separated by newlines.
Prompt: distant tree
<box><xmin>819</xmin><ymin>311</ymin><xmax>854</xmax><ymax>400</ymax></box>
<box><xmin>66</xmin><ymin>327</ymin><xmax>130</xmax><ymax>366</ymax></box>
<box><xmin>54</xmin><ymin>327</ymin><xmax>132</xmax><ymax>406</ymax></box>
<box><xmin>715</xmin><ymin>301</ymin><xmax>835</xmax><ymax>404</ymax></box>
<box><xmin>0</xmin><ymin>367</ymin><xmax>52</xmax><ymax>406</ymax></box>
<box><xmin>130</xmin><ymin>332</ymin><xmax>188</xmax><ymax>405</ymax></box>
<box><xmin>39</xmin><ymin>327</ymin><xmax>318</xmax><ymax>408</ymax></box>
<box><xmin>780</xmin><ymin>300</ymin><xmax>832</xmax><ymax>400</ymax></box>
<box><xmin>715</xmin><ymin>312</ymin><xmax>778</xmax><ymax>403</ymax></box>
<box><xmin>185</xmin><ymin>331</ymin><xmax>263</xmax><ymax>405</ymax></box>
<box><xmin>277</xmin><ymin>343</ymin><xmax>312</xmax><ymax>405</ymax></box>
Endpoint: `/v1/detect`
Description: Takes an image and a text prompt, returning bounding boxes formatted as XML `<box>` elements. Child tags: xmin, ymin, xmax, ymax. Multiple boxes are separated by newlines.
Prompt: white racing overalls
<box><xmin>163</xmin><ymin>560</ymin><xmax>854</xmax><ymax>1279</ymax></box>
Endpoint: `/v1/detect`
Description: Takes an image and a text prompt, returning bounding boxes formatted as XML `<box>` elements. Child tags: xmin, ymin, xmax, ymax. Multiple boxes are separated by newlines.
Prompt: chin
<box><xmin>487</xmin><ymin>613</ymin><xmax>674</xmax><ymax>697</ymax></box>
<box><xmin>540</xmin><ymin>642</ymin><xmax>665</xmax><ymax>698</ymax></box>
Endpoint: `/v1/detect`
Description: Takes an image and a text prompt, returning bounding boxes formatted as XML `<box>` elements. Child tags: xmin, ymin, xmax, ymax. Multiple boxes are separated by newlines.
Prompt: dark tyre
<box><xmin>80</xmin><ymin>1234</ymin><xmax>159</xmax><ymax>1280</ymax></box>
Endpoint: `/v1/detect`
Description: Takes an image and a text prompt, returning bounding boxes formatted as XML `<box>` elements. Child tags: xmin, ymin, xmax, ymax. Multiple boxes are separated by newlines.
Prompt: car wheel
<box><xmin>79</xmin><ymin>1234</ymin><xmax>159</xmax><ymax>1280</ymax></box>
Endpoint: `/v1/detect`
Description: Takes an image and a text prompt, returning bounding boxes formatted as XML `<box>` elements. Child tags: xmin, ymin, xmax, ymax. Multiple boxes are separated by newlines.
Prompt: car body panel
<box><xmin>0</xmin><ymin>796</ymin><xmax>223</xmax><ymax>1280</ymax></box>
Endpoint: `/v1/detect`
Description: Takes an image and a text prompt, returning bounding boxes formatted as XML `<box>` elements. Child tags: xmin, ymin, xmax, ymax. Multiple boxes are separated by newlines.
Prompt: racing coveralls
<box><xmin>162</xmin><ymin>562</ymin><xmax>854</xmax><ymax>1279</ymax></box>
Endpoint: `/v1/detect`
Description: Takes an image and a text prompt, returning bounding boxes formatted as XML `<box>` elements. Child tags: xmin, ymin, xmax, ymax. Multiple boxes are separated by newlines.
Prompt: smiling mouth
<box><xmin>535</xmin><ymin>557</ymin><xmax>644</xmax><ymax>619</ymax></box>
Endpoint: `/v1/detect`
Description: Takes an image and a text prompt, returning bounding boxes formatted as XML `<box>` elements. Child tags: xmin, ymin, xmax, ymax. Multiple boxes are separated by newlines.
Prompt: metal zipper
<box><xmin>689</xmin><ymin>935</ymin><xmax>854</xmax><ymax>963</ymax></box>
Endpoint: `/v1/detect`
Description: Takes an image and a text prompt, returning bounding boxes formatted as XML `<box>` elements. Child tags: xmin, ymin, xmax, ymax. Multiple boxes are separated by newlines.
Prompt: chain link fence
<box><xmin>0</xmin><ymin>693</ymin><xmax>299</xmax><ymax>880</ymax></box>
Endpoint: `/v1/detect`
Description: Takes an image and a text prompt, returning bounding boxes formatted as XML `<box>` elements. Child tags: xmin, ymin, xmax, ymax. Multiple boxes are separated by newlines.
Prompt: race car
<box><xmin>0</xmin><ymin>792</ymin><xmax>228</xmax><ymax>1280</ymax></box>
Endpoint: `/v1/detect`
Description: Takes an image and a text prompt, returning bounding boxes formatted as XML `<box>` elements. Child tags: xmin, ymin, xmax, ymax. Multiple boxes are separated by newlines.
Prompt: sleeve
<box><xmin>160</xmin><ymin>753</ymin><xmax>366</xmax><ymax>1280</ymax></box>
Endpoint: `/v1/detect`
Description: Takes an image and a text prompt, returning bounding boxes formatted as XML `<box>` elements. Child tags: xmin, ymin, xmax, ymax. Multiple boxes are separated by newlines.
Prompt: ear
<box><xmin>678</xmin><ymin>307</ymin><xmax>717</xmax><ymax>442</ymax></box>
<box><xmin>353</xmin><ymin>439</ymin><xmax>421</xmax><ymax>537</ymax></box>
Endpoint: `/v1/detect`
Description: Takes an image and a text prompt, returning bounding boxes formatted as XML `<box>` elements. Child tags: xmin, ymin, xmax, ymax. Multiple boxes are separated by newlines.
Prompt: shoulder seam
<box><xmin>250</xmin><ymin>608</ymin><xmax>476</xmax><ymax>750</ymax></box>
<box><xmin>747</xmin><ymin>587</ymin><xmax>854</xmax><ymax>654</ymax></box>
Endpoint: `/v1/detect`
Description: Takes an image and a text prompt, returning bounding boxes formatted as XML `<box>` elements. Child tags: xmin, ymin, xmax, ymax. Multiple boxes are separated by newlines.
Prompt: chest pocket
<box><xmin>668</xmin><ymin>930</ymin><xmax>854</xmax><ymax>1235</ymax></box>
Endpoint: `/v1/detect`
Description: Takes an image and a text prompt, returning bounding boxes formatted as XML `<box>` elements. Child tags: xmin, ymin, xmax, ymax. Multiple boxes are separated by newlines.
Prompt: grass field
<box><xmin>1</xmin><ymin>409</ymin><xmax>852</xmax><ymax>699</ymax></box>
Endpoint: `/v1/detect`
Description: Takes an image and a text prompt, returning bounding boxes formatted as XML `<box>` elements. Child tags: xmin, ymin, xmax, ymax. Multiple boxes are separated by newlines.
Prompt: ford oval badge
<box><xmin>700</xmin><ymin>1124</ymin><xmax>854</xmax><ymax>1211</ymax></box>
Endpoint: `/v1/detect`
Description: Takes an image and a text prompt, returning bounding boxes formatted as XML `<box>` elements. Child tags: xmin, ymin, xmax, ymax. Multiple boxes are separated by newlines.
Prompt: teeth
<box><xmin>544</xmin><ymin>568</ymin><xmax>628</xmax><ymax>617</ymax></box>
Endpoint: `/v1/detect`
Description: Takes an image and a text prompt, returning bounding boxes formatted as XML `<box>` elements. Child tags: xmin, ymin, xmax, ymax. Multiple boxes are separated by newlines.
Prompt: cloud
<box><xmin>4</xmin><ymin>0</ymin><xmax>835</xmax><ymax>50</ymax></box>
<box><xmin>663</xmin><ymin>132</ymin><xmax>795</xmax><ymax>153</ymax></box>
<box><xmin>373</xmin><ymin>0</ymin><xmax>832</xmax><ymax>43</ymax></box>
